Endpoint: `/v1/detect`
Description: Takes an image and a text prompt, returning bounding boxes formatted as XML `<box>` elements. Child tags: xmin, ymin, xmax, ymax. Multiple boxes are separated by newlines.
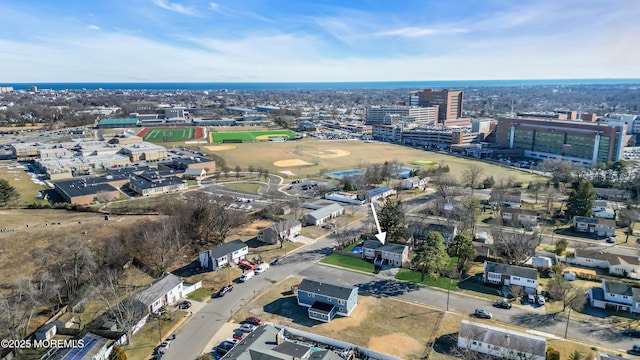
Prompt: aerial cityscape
<box><xmin>2</xmin><ymin>1</ymin><xmax>640</xmax><ymax>360</ymax></box>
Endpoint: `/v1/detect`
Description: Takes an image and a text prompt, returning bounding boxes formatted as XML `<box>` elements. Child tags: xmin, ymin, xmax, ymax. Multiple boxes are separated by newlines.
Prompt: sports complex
<box><xmin>138</xmin><ymin>127</ymin><xmax>205</xmax><ymax>142</ymax></box>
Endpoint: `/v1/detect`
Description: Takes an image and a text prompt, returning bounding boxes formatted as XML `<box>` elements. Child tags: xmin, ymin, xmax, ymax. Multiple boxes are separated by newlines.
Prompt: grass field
<box><xmin>211</xmin><ymin>130</ymin><xmax>295</xmax><ymax>143</ymax></box>
<box><xmin>142</xmin><ymin>127</ymin><xmax>195</xmax><ymax>142</ymax></box>
<box><xmin>202</xmin><ymin>138</ymin><xmax>544</xmax><ymax>184</ymax></box>
<box><xmin>224</xmin><ymin>183</ymin><xmax>261</xmax><ymax>193</ymax></box>
<box><xmin>0</xmin><ymin>161</ymin><xmax>48</xmax><ymax>205</ymax></box>
<box><xmin>320</xmin><ymin>254</ymin><xmax>376</xmax><ymax>273</ymax></box>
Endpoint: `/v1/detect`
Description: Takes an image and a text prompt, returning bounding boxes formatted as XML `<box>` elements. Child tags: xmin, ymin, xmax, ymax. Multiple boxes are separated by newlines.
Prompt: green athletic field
<box><xmin>143</xmin><ymin>127</ymin><xmax>195</xmax><ymax>142</ymax></box>
<box><xmin>211</xmin><ymin>130</ymin><xmax>296</xmax><ymax>143</ymax></box>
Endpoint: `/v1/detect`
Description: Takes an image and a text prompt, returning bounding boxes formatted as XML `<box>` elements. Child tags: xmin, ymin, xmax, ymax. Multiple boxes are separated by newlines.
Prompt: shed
<box><xmin>35</xmin><ymin>323</ymin><xmax>57</xmax><ymax>340</ymax></box>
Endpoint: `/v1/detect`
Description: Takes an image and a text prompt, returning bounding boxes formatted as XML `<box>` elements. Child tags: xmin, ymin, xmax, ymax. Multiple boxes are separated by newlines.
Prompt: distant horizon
<box><xmin>3</xmin><ymin>78</ymin><xmax>640</xmax><ymax>91</ymax></box>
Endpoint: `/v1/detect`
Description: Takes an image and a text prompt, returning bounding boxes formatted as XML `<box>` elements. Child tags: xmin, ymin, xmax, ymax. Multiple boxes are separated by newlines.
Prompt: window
<box><xmin>338</xmin><ymin>300</ymin><xmax>345</xmax><ymax>305</ymax></box>
<box><xmin>326</xmin><ymin>296</ymin><xmax>332</xmax><ymax>302</ymax></box>
<box><xmin>309</xmin><ymin>293</ymin><xmax>315</xmax><ymax>298</ymax></box>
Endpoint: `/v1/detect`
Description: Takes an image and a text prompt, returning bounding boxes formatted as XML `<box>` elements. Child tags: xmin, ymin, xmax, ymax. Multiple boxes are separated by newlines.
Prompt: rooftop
<box><xmin>298</xmin><ymin>278</ymin><xmax>356</xmax><ymax>300</ymax></box>
<box><xmin>98</xmin><ymin>117</ymin><xmax>139</xmax><ymax>125</ymax></box>
<box><xmin>362</xmin><ymin>240</ymin><xmax>407</xmax><ymax>254</ymax></box>
<box><xmin>484</xmin><ymin>261</ymin><xmax>538</xmax><ymax>280</ymax></box>
<box><xmin>204</xmin><ymin>239</ymin><xmax>247</xmax><ymax>260</ymax></box>
<box><xmin>133</xmin><ymin>273</ymin><xmax>183</xmax><ymax>307</ymax></box>
<box><xmin>459</xmin><ymin>320</ymin><xmax>546</xmax><ymax>357</ymax></box>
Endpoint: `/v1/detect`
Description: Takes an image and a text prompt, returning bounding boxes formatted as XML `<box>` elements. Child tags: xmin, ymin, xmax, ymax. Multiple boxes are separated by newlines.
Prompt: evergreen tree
<box><xmin>566</xmin><ymin>180</ymin><xmax>596</xmax><ymax>218</ymax></box>
<box><xmin>378</xmin><ymin>198</ymin><xmax>408</xmax><ymax>243</ymax></box>
<box><xmin>412</xmin><ymin>231</ymin><xmax>450</xmax><ymax>281</ymax></box>
<box><xmin>447</xmin><ymin>234</ymin><xmax>474</xmax><ymax>274</ymax></box>
<box><xmin>0</xmin><ymin>179</ymin><xmax>20</xmax><ymax>207</ymax></box>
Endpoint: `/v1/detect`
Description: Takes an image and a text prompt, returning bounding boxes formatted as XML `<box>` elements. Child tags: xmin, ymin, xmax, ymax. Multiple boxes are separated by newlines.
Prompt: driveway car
<box><xmin>177</xmin><ymin>300</ymin><xmax>192</xmax><ymax>309</ymax></box>
<box><xmin>239</xmin><ymin>323</ymin><xmax>257</xmax><ymax>333</ymax></box>
<box><xmin>254</xmin><ymin>263</ymin><xmax>269</xmax><ymax>274</ymax></box>
<box><xmin>493</xmin><ymin>301</ymin><xmax>512</xmax><ymax>309</ymax></box>
<box><xmin>625</xmin><ymin>329</ymin><xmax>640</xmax><ymax>338</ymax></box>
<box><xmin>245</xmin><ymin>317</ymin><xmax>263</xmax><ymax>326</ymax></box>
<box><xmin>214</xmin><ymin>285</ymin><xmax>233</xmax><ymax>298</ymax></box>
<box><xmin>233</xmin><ymin>330</ymin><xmax>248</xmax><ymax>341</ymax></box>
<box><xmin>157</xmin><ymin>341</ymin><xmax>170</xmax><ymax>354</ymax></box>
<box><xmin>216</xmin><ymin>341</ymin><xmax>235</xmax><ymax>355</ymax></box>
<box><xmin>474</xmin><ymin>308</ymin><xmax>493</xmax><ymax>319</ymax></box>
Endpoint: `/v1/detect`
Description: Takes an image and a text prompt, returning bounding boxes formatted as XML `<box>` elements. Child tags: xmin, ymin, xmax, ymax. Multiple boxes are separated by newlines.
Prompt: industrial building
<box><xmin>409</xmin><ymin>88</ymin><xmax>469</xmax><ymax>126</ymax></box>
<box><xmin>372</xmin><ymin>124</ymin><xmax>480</xmax><ymax>148</ymax></box>
<box><xmin>365</xmin><ymin>106</ymin><xmax>438</xmax><ymax>126</ymax></box>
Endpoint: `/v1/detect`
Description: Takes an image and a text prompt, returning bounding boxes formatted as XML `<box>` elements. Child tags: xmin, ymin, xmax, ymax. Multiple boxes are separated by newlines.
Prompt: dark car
<box><xmin>216</xmin><ymin>341</ymin><xmax>235</xmax><ymax>355</ymax></box>
<box><xmin>245</xmin><ymin>317</ymin><xmax>263</xmax><ymax>326</ymax></box>
<box><xmin>625</xmin><ymin>329</ymin><xmax>640</xmax><ymax>338</ymax></box>
<box><xmin>474</xmin><ymin>308</ymin><xmax>492</xmax><ymax>319</ymax></box>
<box><xmin>271</xmin><ymin>257</ymin><xmax>284</xmax><ymax>266</ymax></box>
<box><xmin>493</xmin><ymin>301</ymin><xmax>512</xmax><ymax>309</ymax></box>
<box><xmin>214</xmin><ymin>285</ymin><xmax>233</xmax><ymax>298</ymax></box>
<box><xmin>177</xmin><ymin>300</ymin><xmax>192</xmax><ymax>309</ymax></box>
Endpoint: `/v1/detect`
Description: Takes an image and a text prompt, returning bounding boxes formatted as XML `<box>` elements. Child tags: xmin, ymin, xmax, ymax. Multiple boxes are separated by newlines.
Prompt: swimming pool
<box><xmin>326</xmin><ymin>168</ymin><xmax>364</xmax><ymax>179</ymax></box>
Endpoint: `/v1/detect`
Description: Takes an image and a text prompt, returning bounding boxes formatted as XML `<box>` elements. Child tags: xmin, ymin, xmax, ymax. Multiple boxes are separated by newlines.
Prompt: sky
<box><xmin>0</xmin><ymin>0</ymin><xmax>639</xmax><ymax>82</ymax></box>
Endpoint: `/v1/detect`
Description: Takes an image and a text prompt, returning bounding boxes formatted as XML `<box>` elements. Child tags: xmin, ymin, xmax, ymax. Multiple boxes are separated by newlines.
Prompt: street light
<box><xmin>564</xmin><ymin>308</ymin><xmax>573</xmax><ymax>339</ymax></box>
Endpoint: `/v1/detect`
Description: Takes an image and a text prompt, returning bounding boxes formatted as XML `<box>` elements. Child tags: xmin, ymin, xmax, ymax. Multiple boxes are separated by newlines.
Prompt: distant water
<box><xmin>3</xmin><ymin>79</ymin><xmax>640</xmax><ymax>91</ymax></box>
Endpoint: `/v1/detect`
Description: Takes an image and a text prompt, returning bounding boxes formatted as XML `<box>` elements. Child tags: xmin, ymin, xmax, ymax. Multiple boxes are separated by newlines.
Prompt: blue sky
<box><xmin>0</xmin><ymin>0</ymin><xmax>638</xmax><ymax>82</ymax></box>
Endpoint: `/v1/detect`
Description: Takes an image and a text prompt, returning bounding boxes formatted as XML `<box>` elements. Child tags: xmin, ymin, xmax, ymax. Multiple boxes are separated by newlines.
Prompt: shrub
<box><xmin>547</xmin><ymin>347</ymin><xmax>560</xmax><ymax>360</ymax></box>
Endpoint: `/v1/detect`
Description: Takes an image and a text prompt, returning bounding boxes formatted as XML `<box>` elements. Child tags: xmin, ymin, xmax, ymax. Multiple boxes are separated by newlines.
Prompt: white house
<box><xmin>366</xmin><ymin>186</ymin><xmax>397</xmax><ymax>202</ymax></box>
<box><xmin>571</xmin><ymin>249</ymin><xmax>640</xmax><ymax>278</ymax></box>
<box><xmin>257</xmin><ymin>219</ymin><xmax>302</xmax><ymax>245</ymax></box>
<box><xmin>501</xmin><ymin>208</ymin><xmax>538</xmax><ymax>227</ymax></box>
<box><xmin>592</xmin><ymin>200</ymin><xmax>610</xmax><ymax>213</ymax></box>
<box><xmin>133</xmin><ymin>273</ymin><xmax>184</xmax><ymax>314</ymax></box>
<box><xmin>361</xmin><ymin>240</ymin><xmax>410</xmax><ymax>267</ymax></box>
<box><xmin>572</xmin><ymin>216</ymin><xmax>616</xmax><ymax>237</ymax></box>
<box><xmin>324</xmin><ymin>192</ymin><xmax>366</xmax><ymax>205</ymax></box>
<box><xmin>302</xmin><ymin>204</ymin><xmax>344</xmax><ymax>226</ymax></box>
<box><xmin>483</xmin><ymin>261</ymin><xmax>538</xmax><ymax>294</ymax></box>
<box><xmin>400</xmin><ymin>176</ymin><xmax>428</xmax><ymax>190</ymax></box>
<box><xmin>589</xmin><ymin>279</ymin><xmax>640</xmax><ymax>314</ymax></box>
<box><xmin>199</xmin><ymin>239</ymin><xmax>249</xmax><ymax>271</ymax></box>
<box><xmin>458</xmin><ymin>320</ymin><xmax>546</xmax><ymax>360</ymax></box>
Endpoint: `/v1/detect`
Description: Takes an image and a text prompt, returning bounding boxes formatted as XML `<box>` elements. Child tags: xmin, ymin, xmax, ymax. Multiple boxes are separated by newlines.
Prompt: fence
<box><xmin>183</xmin><ymin>281</ymin><xmax>202</xmax><ymax>296</ymax></box>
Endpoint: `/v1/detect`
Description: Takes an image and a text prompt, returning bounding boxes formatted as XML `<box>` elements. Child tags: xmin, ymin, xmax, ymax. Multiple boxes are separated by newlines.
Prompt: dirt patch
<box><xmin>305</xmin><ymin>149</ymin><xmax>350</xmax><ymax>159</ymax></box>
<box><xmin>205</xmin><ymin>145</ymin><xmax>237</xmax><ymax>151</ymax></box>
<box><xmin>322</xmin><ymin>296</ymin><xmax>371</xmax><ymax>332</ymax></box>
<box><xmin>368</xmin><ymin>333</ymin><xmax>424</xmax><ymax>359</ymax></box>
<box><xmin>256</xmin><ymin>134</ymin><xmax>291</xmax><ymax>140</ymax></box>
<box><xmin>273</xmin><ymin>159</ymin><xmax>313</xmax><ymax>167</ymax></box>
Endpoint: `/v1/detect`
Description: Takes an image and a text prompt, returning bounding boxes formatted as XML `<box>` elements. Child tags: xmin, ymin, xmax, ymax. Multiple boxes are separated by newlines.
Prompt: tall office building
<box><xmin>496</xmin><ymin>117</ymin><xmax>626</xmax><ymax>167</ymax></box>
<box><xmin>365</xmin><ymin>106</ymin><xmax>438</xmax><ymax>126</ymax></box>
<box><xmin>409</xmin><ymin>89</ymin><xmax>464</xmax><ymax>124</ymax></box>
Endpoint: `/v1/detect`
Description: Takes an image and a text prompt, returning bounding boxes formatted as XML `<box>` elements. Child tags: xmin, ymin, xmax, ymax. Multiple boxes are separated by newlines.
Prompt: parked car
<box><xmin>474</xmin><ymin>308</ymin><xmax>492</xmax><ymax>319</ymax></box>
<box><xmin>214</xmin><ymin>285</ymin><xmax>233</xmax><ymax>298</ymax></box>
<box><xmin>239</xmin><ymin>270</ymin><xmax>255</xmax><ymax>282</ymax></box>
<box><xmin>239</xmin><ymin>323</ymin><xmax>257</xmax><ymax>333</ymax></box>
<box><xmin>157</xmin><ymin>341</ymin><xmax>171</xmax><ymax>354</ymax></box>
<box><xmin>537</xmin><ymin>295</ymin><xmax>545</xmax><ymax>305</ymax></box>
<box><xmin>245</xmin><ymin>317</ymin><xmax>263</xmax><ymax>326</ymax></box>
<box><xmin>625</xmin><ymin>329</ymin><xmax>640</xmax><ymax>338</ymax></box>
<box><xmin>177</xmin><ymin>300</ymin><xmax>192</xmax><ymax>309</ymax></box>
<box><xmin>216</xmin><ymin>341</ymin><xmax>235</xmax><ymax>355</ymax></box>
<box><xmin>254</xmin><ymin>263</ymin><xmax>270</xmax><ymax>274</ymax></box>
<box><xmin>271</xmin><ymin>257</ymin><xmax>284</xmax><ymax>266</ymax></box>
<box><xmin>633</xmin><ymin>344</ymin><xmax>640</xmax><ymax>353</ymax></box>
<box><xmin>606</xmin><ymin>237</ymin><xmax>616</xmax><ymax>243</ymax></box>
<box><xmin>233</xmin><ymin>330</ymin><xmax>248</xmax><ymax>341</ymax></box>
<box><xmin>493</xmin><ymin>301</ymin><xmax>512</xmax><ymax>309</ymax></box>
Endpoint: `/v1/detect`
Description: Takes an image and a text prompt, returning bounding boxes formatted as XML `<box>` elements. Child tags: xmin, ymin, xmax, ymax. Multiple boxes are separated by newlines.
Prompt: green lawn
<box><xmin>395</xmin><ymin>269</ymin><xmax>459</xmax><ymax>290</ymax></box>
<box><xmin>124</xmin><ymin>312</ymin><xmax>187</xmax><ymax>360</ymax></box>
<box><xmin>143</xmin><ymin>127</ymin><xmax>195</xmax><ymax>142</ymax></box>
<box><xmin>211</xmin><ymin>130</ymin><xmax>295</xmax><ymax>143</ymax></box>
<box><xmin>186</xmin><ymin>287</ymin><xmax>213</xmax><ymax>301</ymax></box>
<box><xmin>320</xmin><ymin>254</ymin><xmax>375</xmax><ymax>273</ymax></box>
<box><xmin>0</xmin><ymin>162</ymin><xmax>48</xmax><ymax>206</ymax></box>
<box><xmin>224</xmin><ymin>183</ymin><xmax>262</xmax><ymax>193</ymax></box>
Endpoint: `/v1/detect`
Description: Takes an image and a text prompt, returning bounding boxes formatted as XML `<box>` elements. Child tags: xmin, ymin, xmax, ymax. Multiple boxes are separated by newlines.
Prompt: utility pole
<box><xmin>564</xmin><ymin>308</ymin><xmax>573</xmax><ymax>339</ymax></box>
<box><xmin>446</xmin><ymin>276</ymin><xmax>453</xmax><ymax>311</ymax></box>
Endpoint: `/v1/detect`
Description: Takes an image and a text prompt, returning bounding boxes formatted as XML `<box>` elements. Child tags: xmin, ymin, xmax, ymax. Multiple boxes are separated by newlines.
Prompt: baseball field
<box><xmin>139</xmin><ymin>127</ymin><xmax>197</xmax><ymax>142</ymax></box>
<box><xmin>211</xmin><ymin>130</ymin><xmax>296</xmax><ymax>143</ymax></box>
<box><xmin>202</xmin><ymin>138</ymin><xmax>544</xmax><ymax>183</ymax></box>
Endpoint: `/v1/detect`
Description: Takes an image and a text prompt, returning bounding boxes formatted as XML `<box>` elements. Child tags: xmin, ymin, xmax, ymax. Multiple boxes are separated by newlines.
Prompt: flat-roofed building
<box><xmin>496</xmin><ymin>117</ymin><xmax>626</xmax><ymax>167</ymax></box>
<box><xmin>129</xmin><ymin>173</ymin><xmax>187</xmax><ymax>196</ymax></box>
<box><xmin>119</xmin><ymin>142</ymin><xmax>168</xmax><ymax>162</ymax></box>
<box><xmin>54</xmin><ymin>177</ymin><xmax>121</xmax><ymax>205</ymax></box>
<box><xmin>11</xmin><ymin>142</ymin><xmax>48</xmax><ymax>160</ymax></box>
<box><xmin>366</xmin><ymin>106</ymin><xmax>437</xmax><ymax>126</ymax></box>
<box><xmin>98</xmin><ymin>118</ymin><xmax>139</xmax><ymax>129</ymax></box>
<box><xmin>409</xmin><ymin>88</ymin><xmax>467</xmax><ymax>125</ymax></box>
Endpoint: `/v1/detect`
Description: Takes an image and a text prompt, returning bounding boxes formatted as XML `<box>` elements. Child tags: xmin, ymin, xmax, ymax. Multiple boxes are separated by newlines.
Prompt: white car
<box><xmin>239</xmin><ymin>270</ymin><xmax>255</xmax><ymax>282</ymax></box>
<box><xmin>254</xmin><ymin>263</ymin><xmax>270</xmax><ymax>274</ymax></box>
<box><xmin>157</xmin><ymin>341</ymin><xmax>171</xmax><ymax>354</ymax></box>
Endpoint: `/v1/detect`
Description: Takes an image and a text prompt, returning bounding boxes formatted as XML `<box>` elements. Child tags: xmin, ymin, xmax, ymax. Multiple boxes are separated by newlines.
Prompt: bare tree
<box><xmin>509</xmin><ymin>284</ymin><xmax>525</xmax><ymax>300</ymax></box>
<box><xmin>462</xmin><ymin>164</ymin><xmax>483</xmax><ymax>195</ymax></box>
<box><xmin>547</xmin><ymin>275</ymin><xmax>586</xmax><ymax>312</ymax></box>
<box><xmin>95</xmin><ymin>270</ymin><xmax>147</xmax><ymax>345</ymax></box>
<box><xmin>271</xmin><ymin>199</ymin><xmax>304</xmax><ymax>250</ymax></box>
<box><xmin>618</xmin><ymin>207</ymin><xmax>639</xmax><ymax>243</ymax></box>
<box><xmin>492</xmin><ymin>225</ymin><xmax>540</xmax><ymax>265</ymax></box>
<box><xmin>234</xmin><ymin>165</ymin><xmax>242</xmax><ymax>180</ymax></box>
<box><xmin>248</xmin><ymin>165</ymin><xmax>255</xmax><ymax>177</ymax></box>
<box><xmin>0</xmin><ymin>276</ymin><xmax>41</xmax><ymax>341</ymax></box>
<box><xmin>136</xmin><ymin>218</ymin><xmax>185</xmax><ymax>276</ymax></box>
<box><xmin>432</xmin><ymin>173</ymin><xmax>459</xmax><ymax>208</ymax></box>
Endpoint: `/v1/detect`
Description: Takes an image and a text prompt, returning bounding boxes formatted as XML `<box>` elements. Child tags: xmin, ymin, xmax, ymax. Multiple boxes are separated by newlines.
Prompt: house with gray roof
<box><xmin>362</xmin><ymin>240</ymin><xmax>410</xmax><ymax>268</ymax></box>
<box><xmin>257</xmin><ymin>219</ymin><xmax>302</xmax><ymax>245</ymax></box>
<box><xmin>589</xmin><ymin>279</ymin><xmax>640</xmax><ymax>313</ymax></box>
<box><xmin>302</xmin><ymin>204</ymin><xmax>344</xmax><ymax>226</ymax></box>
<box><xmin>483</xmin><ymin>261</ymin><xmax>538</xmax><ymax>294</ymax></box>
<box><xmin>571</xmin><ymin>249</ymin><xmax>640</xmax><ymax>278</ymax></box>
<box><xmin>221</xmin><ymin>324</ymin><xmax>342</xmax><ymax>360</ymax></box>
<box><xmin>297</xmin><ymin>278</ymin><xmax>358</xmax><ymax>323</ymax></box>
<box><xmin>458</xmin><ymin>320</ymin><xmax>546</xmax><ymax>360</ymax></box>
<box><xmin>199</xmin><ymin>239</ymin><xmax>249</xmax><ymax>271</ymax></box>
<box><xmin>133</xmin><ymin>273</ymin><xmax>184</xmax><ymax>314</ymax></box>
<box><xmin>573</xmin><ymin>216</ymin><xmax>616</xmax><ymax>237</ymax></box>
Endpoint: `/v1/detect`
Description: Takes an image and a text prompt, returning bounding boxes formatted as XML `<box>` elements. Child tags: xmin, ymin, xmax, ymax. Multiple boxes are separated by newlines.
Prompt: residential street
<box><xmin>163</xmin><ymin>218</ymin><xmax>640</xmax><ymax>359</ymax></box>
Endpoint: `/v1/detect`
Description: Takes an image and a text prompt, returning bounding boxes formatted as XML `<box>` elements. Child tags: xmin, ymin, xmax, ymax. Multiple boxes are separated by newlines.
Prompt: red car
<box><xmin>245</xmin><ymin>317</ymin><xmax>263</xmax><ymax>326</ymax></box>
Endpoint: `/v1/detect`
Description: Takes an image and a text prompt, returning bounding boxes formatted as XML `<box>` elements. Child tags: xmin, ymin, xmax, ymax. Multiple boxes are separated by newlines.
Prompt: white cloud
<box><xmin>208</xmin><ymin>2</ymin><xmax>219</xmax><ymax>11</ymax></box>
<box><xmin>376</xmin><ymin>26</ymin><xmax>467</xmax><ymax>38</ymax></box>
<box><xmin>152</xmin><ymin>0</ymin><xmax>197</xmax><ymax>16</ymax></box>
<box><xmin>87</xmin><ymin>25</ymin><xmax>101</xmax><ymax>31</ymax></box>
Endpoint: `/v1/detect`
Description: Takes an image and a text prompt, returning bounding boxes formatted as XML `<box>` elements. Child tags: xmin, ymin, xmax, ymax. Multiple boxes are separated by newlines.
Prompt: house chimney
<box><xmin>276</xmin><ymin>329</ymin><xmax>284</xmax><ymax>345</ymax></box>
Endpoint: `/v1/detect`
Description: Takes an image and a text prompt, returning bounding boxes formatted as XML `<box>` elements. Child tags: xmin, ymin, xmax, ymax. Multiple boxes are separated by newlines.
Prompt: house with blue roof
<box><xmin>297</xmin><ymin>278</ymin><xmax>358</xmax><ymax>323</ymax></box>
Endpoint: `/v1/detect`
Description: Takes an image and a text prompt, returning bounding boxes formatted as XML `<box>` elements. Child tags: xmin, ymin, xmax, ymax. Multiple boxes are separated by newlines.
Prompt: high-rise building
<box><xmin>409</xmin><ymin>89</ymin><xmax>464</xmax><ymax>123</ymax></box>
<box><xmin>496</xmin><ymin>117</ymin><xmax>626</xmax><ymax>167</ymax></box>
<box><xmin>365</xmin><ymin>106</ymin><xmax>438</xmax><ymax>125</ymax></box>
